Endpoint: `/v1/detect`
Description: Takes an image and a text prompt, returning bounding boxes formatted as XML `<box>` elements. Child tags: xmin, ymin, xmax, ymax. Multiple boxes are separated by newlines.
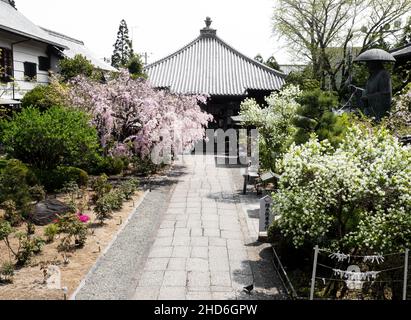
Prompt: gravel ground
<box><xmin>74</xmin><ymin>169</ymin><xmax>182</xmax><ymax>300</ymax></box>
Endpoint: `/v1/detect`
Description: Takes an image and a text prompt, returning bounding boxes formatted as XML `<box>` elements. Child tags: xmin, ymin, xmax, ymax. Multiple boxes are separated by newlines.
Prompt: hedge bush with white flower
<box><xmin>239</xmin><ymin>85</ymin><xmax>301</xmax><ymax>170</ymax></box>
<box><xmin>273</xmin><ymin>125</ymin><xmax>411</xmax><ymax>253</ymax></box>
<box><xmin>387</xmin><ymin>83</ymin><xmax>411</xmax><ymax>137</ymax></box>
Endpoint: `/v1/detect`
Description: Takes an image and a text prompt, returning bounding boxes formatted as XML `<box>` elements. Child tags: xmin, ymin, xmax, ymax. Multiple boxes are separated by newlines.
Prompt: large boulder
<box><xmin>30</xmin><ymin>199</ymin><xmax>71</xmax><ymax>226</ymax></box>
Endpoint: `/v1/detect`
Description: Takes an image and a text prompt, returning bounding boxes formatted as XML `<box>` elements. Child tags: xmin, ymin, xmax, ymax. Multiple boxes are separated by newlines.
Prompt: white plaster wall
<box><xmin>0</xmin><ymin>32</ymin><xmax>50</xmax><ymax>100</ymax></box>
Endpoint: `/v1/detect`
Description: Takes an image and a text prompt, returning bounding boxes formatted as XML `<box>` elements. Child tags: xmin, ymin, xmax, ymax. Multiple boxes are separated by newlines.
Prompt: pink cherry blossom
<box><xmin>67</xmin><ymin>70</ymin><xmax>213</xmax><ymax>160</ymax></box>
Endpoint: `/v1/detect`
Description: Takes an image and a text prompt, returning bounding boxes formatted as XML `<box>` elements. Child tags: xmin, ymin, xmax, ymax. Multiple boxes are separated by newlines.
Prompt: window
<box><xmin>0</xmin><ymin>47</ymin><xmax>13</xmax><ymax>83</ymax></box>
<box><xmin>38</xmin><ymin>56</ymin><xmax>50</xmax><ymax>71</ymax></box>
<box><xmin>24</xmin><ymin>62</ymin><xmax>37</xmax><ymax>80</ymax></box>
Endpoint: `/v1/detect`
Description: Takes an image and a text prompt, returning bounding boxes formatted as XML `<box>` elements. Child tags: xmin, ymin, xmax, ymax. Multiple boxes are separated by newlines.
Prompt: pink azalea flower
<box><xmin>77</xmin><ymin>214</ymin><xmax>90</xmax><ymax>223</ymax></box>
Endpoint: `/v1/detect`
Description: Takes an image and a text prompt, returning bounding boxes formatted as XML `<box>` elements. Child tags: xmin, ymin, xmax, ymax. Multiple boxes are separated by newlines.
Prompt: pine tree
<box><xmin>9</xmin><ymin>0</ymin><xmax>16</xmax><ymax>9</ymax></box>
<box><xmin>293</xmin><ymin>89</ymin><xmax>348</xmax><ymax>147</ymax></box>
<box><xmin>254</xmin><ymin>54</ymin><xmax>282</xmax><ymax>71</ymax></box>
<box><xmin>111</xmin><ymin>19</ymin><xmax>134</xmax><ymax>69</ymax></box>
<box><xmin>127</xmin><ymin>53</ymin><xmax>145</xmax><ymax>79</ymax></box>
<box><xmin>265</xmin><ymin>56</ymin><xmax>282</xmax><ymax>72</ymax></box>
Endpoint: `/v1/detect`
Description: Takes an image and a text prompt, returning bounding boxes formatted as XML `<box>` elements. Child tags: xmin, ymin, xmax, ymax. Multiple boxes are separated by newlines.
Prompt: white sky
<box><xmin>15</xmin><ymin>0</ymin><xmax>295</xmax><ymax>65</ymax></box>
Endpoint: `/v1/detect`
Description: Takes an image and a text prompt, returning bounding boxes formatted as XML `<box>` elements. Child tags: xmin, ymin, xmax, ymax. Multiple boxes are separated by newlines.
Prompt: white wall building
<box><xmin>0</xmin><ymin>0</ymin><xmax>114</xmax><ymax>103</ymax></box>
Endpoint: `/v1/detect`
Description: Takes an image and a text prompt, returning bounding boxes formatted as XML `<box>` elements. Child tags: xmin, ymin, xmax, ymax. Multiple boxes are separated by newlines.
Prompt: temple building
<box><xmin>144</xmin><ymin>17</ymin><xmax>286</xmax><ymax>129</ymax></box>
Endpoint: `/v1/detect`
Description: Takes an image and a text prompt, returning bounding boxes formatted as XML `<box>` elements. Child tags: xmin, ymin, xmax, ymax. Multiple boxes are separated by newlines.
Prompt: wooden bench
<box><xmin>256</xmin><ymin>171</ymin><xmax>281</xmax><ymax>195</ymax></box>
<box><xmin>243</xmin><ymin>169</ymin><xmax>281</xmax><ymax>195</ymax></box>
<box><xmin>242</xmin><ymin>166</ymin><xmax>259</xmax><ymax>195</ymax></box>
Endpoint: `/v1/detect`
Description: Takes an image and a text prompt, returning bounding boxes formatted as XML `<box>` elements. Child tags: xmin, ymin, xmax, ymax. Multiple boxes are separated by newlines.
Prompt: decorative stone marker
<box><xmin>258</xmin><ymin>195</ymin><xmax>273</xmax><ymax>242</ymax></box>
<box><xmin>45</xmin><ymin>265</ymin><xmax>61</xmax><ymax>290</ymax></box>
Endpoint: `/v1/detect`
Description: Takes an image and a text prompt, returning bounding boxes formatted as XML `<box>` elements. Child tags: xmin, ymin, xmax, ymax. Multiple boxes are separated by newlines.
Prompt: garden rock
<box><xmin>30</xmin><ymin>199</ymin><xmax>71</xmax><ymax>226</ymax></box>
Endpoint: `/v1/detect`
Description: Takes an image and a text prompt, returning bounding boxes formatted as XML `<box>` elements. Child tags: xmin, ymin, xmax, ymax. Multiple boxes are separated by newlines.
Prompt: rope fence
<box><xmin>309</xmin><ymin>246</ymin><xmax>410</xmax><ymax>300</ymax></box>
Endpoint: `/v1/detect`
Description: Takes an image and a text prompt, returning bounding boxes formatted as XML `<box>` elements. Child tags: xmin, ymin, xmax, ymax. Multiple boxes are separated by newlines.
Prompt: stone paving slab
<box><xmin>133</xmin><ymin>154</ymin><xmax>286</xmax><ymax>300</ymax></box>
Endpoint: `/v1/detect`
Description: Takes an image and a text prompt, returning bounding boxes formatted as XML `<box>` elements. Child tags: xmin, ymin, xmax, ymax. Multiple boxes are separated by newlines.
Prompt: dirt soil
<box><xmin>0</xmin><ymin>191</ymin><xmax>144</xmax><ymax>300</ymax></box>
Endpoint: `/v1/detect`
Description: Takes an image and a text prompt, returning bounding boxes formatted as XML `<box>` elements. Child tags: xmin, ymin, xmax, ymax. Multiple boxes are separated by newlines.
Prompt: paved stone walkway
<box><xmin>133</xmin><ymin>155</ymin><xmax>284</xmax><ymax>300</ymax></box>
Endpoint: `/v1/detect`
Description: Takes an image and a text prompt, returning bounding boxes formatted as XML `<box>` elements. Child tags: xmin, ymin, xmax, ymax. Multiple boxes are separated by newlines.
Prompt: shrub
<box><xmin>56</xmin><ymin>214</ymin><xmax>88</xmax><ymax>249</ymax></box>
<box><xmin>14</xmin><ymin>232</ymin><xmax>45</xmax><ymax>266</ymax></box>
<box><xmin>94</xmin><ymin>196</ymin><xmax>114</xmax><ymax>224</ymax></box>
<box><xmin>20</xmin><ymin>81</ymin><xmax>67</xmax><ymax>111</ymax></box>
<box><xmin>35</xmin><ymin>166</ymin><xmax>89</xmax><ymax>192</ymax></box>
<box><xmin>127</xmin><ymin>54</ymin><xmax>146</xmax><ymax>79</ymax></box>
<box><xmin>0</xmin><ymin>160</ymin><xmax>36</xmax><ymax>210</ymax></box>
<box><xmin>0</xmin><ymin>220</ymin><xmax>13</xmax><ymax>245</ymax></box>
<box><xmin>26</xmin><ymin>222</ymin><xmax>36</xmax><ymax>235</ymax></box>
<box><xmin>239</xmin><ymin>85</ymin><xmax>300</xmax><ymax>171</ymax></box>
<box><xmin>29</xmin><ymin>185</ymin><xmax>46</xmax><ymax>203</ymax></box>
<box><xmin>0</xmin><ymin>106</ymin><xmax>101</xmax><ymax>171</ymax></box>
<box><xmin>95</xmin><ymin>156</ymin><xmax>125</xmax><ymax>175</ymax></box>
<box><xmin>1</xmin><ymin>200</ymin><xmax>22</xmax><ymax>227</ymax></box>
<box><xmin>107</xmin><ymin>189</ymin><xmax>125</xmax><ymax>211</ymax></box>
<box><xmin>58</xmin><ymin>167</ymin><xmax>89</xmax><ymax>187</ymax></box>
<box><xmin>0</xmin><ymin>220</ymin><xmax>45</xmax><ymax>266</ymax></box>
<box><xmin>132</xmin><ymin>156</ymin><xmax>159</xmax><ymax>175</ymax></box>
<box><xmin>273</xmin><ymin>125</ymin><xmax>411</xmax><ymax>253</ymax></box>
<box><xmin>44</xmin><ymin>224</ymin><xmax>59</xmax><ymax>243</ymax></box>
<box><xmin>59</xmin><ymin>54</ymin><xmax>95</xmax><ymax>82</ymax></box>
<box><xmin>119</xmin><ymin>178</ymin><xmax>139</xmax><ymax>200</ymax></box>
<box><xmin>387</xmin><ymin>83</ymin><xmax>411</xmax><ymax>137</ymax></box>
<box><xmin>93</xmin><ymin>189</ymin><xmax>125</xmax><ymax>224</ymax></box>
<box><xmin>285</xmin><ymin>67</ymin><xmax>320</xmax><ymax>91</ymax></box>
<box><xmin>0</xmin><ymin>158</ymin><xmax>8</xmax><ymax>171</ymax></box>
<box><xmin>91</xmin><ymin>174</ymin><xmax>112</xmax><ymax>201</ymax></box>
<box><xmin>0</xmin><ymin>262</ymin><xmax>14</xmax><ymax>283</ymax></box>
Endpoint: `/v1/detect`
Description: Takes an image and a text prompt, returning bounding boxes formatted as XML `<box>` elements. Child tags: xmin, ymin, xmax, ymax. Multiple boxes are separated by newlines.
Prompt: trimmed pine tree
<box><xmin>111</xmin><ymin>19</ymin><xmax>134</xmax><ymax>69</ymax></box>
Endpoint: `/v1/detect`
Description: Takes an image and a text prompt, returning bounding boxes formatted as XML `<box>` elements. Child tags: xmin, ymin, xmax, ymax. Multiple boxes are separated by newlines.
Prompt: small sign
<box><xmin>259</xmin><ymin>195</ymin><xmax>273</xmax><ymax>233</ymax></box>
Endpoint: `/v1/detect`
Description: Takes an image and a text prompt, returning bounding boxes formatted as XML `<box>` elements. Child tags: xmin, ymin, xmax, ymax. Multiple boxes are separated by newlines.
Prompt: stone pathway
<box><xmin>133</xmin><ymin>154</ymin><xmax>284</xmax><ymax>300</ymax></box>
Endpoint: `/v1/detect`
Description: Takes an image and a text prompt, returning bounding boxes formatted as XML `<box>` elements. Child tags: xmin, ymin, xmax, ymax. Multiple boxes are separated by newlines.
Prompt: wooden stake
<box><xmin>403</xmin><ymin>249</ymin><xmax>409</xmax><ymax>301</ymax></box>
<box><xmin>310</xmin><ymin>245</ymin><xmax>319</xmax><ymax>301</ymax></box>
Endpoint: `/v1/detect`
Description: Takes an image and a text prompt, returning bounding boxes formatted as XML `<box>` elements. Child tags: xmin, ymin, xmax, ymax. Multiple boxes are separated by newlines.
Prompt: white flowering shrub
<box><xmin>273</xmin><ymin>125</ymin><xmax>411</xmax><ymax>253</ymax></box>
<box><xmin>387</xmin><ymin>83</ymin><xmax>411</xmax><ymax>137</ymax></box>
<box><xmin>240</xmin><ymin>85</ymin><xmax>301</xmax><ymax>170</ymax></box>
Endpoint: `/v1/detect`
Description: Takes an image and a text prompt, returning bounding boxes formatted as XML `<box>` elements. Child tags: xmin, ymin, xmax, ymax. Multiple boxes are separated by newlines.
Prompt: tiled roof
<box><xmin>41</xmin><ymin>28</ymin><xmax>116</xmax><ymax>72</ymax></box>
<box><xmin>0</xmin><ymin>1</ymin><xmax>67</xmax><ymax>48</ymax></box>
<box><xmin>390</xmin><ymin>43</ymin><xmax>411</xmax><ymax>58</ymax></box>
<box><xmin>144</xmin><ymin>19</ymin><xmax>286</xmax><ymax>96</ymax></box>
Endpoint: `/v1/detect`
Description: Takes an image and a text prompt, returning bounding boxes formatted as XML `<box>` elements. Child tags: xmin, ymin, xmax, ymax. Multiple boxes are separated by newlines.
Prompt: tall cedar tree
<box><xmin>111</xmin><ymin>19</ymin><xmax>134</xmax><ymax>69</ymax></box>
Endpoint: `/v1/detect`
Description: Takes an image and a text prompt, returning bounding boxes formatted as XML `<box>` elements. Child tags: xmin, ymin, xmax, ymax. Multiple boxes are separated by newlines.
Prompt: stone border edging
<box><xmin>69</xmin><ymin>190</ymin><xmax>150</xmax><ymax>300</ymax></box>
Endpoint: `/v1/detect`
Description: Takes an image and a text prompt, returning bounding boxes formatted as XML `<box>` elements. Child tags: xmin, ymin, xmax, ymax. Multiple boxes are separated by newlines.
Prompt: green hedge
<box><xmin>0</xmin><ymin>106</ymin><xmax>101</xmax><ymax>171</ymax></box>
<box><xmin>34</xmin><ymin>166</ymin><xmax>89</xmax><ymax>192</ymax></box>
